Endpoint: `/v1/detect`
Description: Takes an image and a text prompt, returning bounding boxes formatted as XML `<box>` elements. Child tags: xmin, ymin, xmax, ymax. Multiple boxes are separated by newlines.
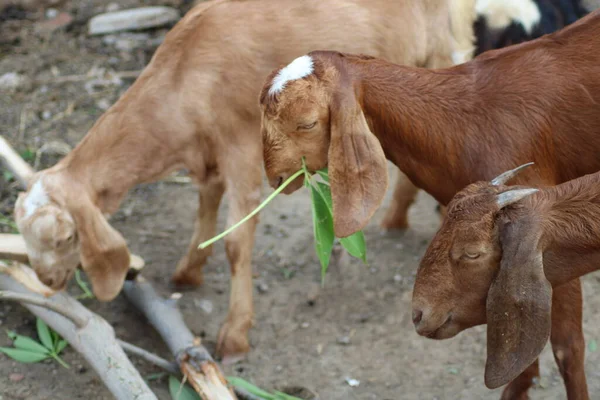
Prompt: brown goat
<box><xmin>412</xmin><ymin>162</ymin><xmax>600</xmax><ymax>393</ymax></box>
<box><xmin>259</xmin><ymin>9</ymin><xmax>600</xmax><ymax>399</ymax></box>
<box><xmin>13</xmin><ymin>0</ymin><xmax>476</xmax><ymax>362</ymax></box>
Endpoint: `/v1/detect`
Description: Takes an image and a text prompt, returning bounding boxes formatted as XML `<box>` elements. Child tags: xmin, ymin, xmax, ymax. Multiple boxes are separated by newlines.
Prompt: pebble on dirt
<box><xmin>88</xmin><ymin>7</ymin><xmax>180</xmax><ymax>35</ymax></box>
<box><xmin>0</xmin><ymin>72</ymin><xmax>25</xmax><ymax>92</ymax></box>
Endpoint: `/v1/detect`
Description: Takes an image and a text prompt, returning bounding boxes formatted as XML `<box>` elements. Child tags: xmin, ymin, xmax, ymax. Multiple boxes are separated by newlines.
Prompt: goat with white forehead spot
<box><xmin>14</xmin><ymin>0</ymin><xmax>477</xmax><ymax>363</ymax></box>
<box><xmin>413</xmin><ymin>162</ymin><xmax>600</xmax><ymax>396</ymax></box>
<box><xmin>260</xmin><ymin>10</ymin><xmax>600</xmax><ymax>399</ymax></box>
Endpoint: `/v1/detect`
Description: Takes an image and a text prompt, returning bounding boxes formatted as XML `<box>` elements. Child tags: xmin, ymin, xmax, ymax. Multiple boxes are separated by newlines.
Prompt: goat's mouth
<box><xmin>417</xmin><ymin>314</ymin><xmax>458</xmax><ymax>340</ymax></box>
<box><xmin>272</xmin><ymin>174</ymin><xmax>304</xmax><ymax>194</ymax></box>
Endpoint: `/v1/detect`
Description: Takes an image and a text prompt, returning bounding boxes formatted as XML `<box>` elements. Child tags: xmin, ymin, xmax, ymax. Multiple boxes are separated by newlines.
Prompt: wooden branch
<box><xmin>118</xmin><ymin>339</ymin><xmax>180</xmax><ymax>375</ymax></box>
<box><xmin>123</xmin><ymin>276</ymin><xmax>238</xmax><ymax>400</ymax></box>
<box><xmin>0</xmin><ymin>271</ymin><xmax>157</xmax><ymax>400</ymax></box>
<box><xmin>0</xmin><ymin>289</ymin><xmax>86</xmax><ymax>327</ymax></box>
<box><xmin>0</xmin><ymin>135</ymin><xmax>34</xmax><ymax>188</ymax></box>
<box><xmin>0</xmin><ymin>234</ymin><xmax>29</xmax><ymax>264</ymax></box>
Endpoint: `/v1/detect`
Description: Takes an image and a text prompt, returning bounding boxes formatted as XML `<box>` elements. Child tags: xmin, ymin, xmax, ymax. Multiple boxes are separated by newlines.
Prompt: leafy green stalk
<box><xmin>198</xmin><ymin>169</ymin><xmax>305</xmax><ymax>249</ymax></box>
<box><xmin>198</xmin><ymin>159</ymin><xmax>368</xmax><ymax>282</ymax></box>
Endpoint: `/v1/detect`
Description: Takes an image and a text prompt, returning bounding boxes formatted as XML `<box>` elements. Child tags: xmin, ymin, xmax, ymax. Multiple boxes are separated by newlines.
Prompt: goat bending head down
<box><xmin>14</xmin><ymin>171</ymin><xmax>131</xmax><ymax>301</ymax></box>
<box><xmin>261</xmin><ymin>51</ymin><xmax>389</xmax><ymax>238</ymax></box>
<box><xmin>412</xmin><ymin>162</ymin><xmax>551</xmax><ymax>389</ymax></box>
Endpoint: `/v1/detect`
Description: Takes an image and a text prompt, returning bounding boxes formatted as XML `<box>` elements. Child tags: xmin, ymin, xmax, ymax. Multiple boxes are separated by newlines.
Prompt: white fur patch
<box><xmin>452</xmin><ymin>49</ymin><xmax>472</xmax><ymax>65</ymax></box>
<box><xmin>268</xmin><ymin>55</ymin><xmax>314</xmax><ymax>95</ymax></box>
<box><xmin>23</xmin><ymin>179</ymin><xmax>50</xmax><ymax>218</ymax></box>
<box><xmin>476</xmin><ymin>0</ymin><xmax>541</xmax><ymax>34</ymax></box>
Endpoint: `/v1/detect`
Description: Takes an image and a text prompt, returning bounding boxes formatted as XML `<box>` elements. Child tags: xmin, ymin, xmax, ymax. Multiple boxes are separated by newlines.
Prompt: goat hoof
<box><xmin>216</xmin><ymin>320</ymin><xmax>251</xmax><ymax>364</ymax></box>
<box><xmin>380</xmin><ymin>218</ymin><xmax>409</xmax><ymax>231</ymax></box>
<box><xmin>171</xmin><ymin>269</ymin><xmax>204</xmax><ymax>287</ymax></box>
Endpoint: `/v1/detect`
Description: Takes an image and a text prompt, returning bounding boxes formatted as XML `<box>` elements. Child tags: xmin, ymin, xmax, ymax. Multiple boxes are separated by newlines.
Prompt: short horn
<box><xmin>496</xmin><ymin>188</ymin><xmax>539</xmax><ymax>209</ymax></box>
<box><xmin>491</xmin><ymin>162</ymin><xmax>535</xmax><ymax>186</ymax></box>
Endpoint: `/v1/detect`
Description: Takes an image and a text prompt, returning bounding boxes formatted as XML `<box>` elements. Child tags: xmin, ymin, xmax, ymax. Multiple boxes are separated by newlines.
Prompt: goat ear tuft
<box><xmin>485</xmin><ymin>218</ymin><xmax>551</xmax><ymax>389</ymax></box>
<box><xmin>328</xmin><ymin>82</ymin><xmax>388</xmax><ymax>238</ymax></box>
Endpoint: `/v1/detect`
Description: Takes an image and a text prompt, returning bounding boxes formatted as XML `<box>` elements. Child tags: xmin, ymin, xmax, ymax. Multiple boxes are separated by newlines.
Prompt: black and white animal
<box><xmin>474</xmin><ymin>0</ymin><xmax>590</xmax><ymax>55</ymax></box>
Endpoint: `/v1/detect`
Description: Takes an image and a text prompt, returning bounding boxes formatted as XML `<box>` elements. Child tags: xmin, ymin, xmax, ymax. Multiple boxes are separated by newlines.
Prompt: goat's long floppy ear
<box><xmin>328</xmin><ymin>83</ymin><xmax>388</xmax><ymax>238</ymax></box>
<box><xmin>69</xmin><ymin>196</ymin><xmax>131</xmax><ymax>301</ymax></box>
<box><xmin>485</xmin><ymin>210</ymin><xmax>551</xmax><ymax>389</ymax></box>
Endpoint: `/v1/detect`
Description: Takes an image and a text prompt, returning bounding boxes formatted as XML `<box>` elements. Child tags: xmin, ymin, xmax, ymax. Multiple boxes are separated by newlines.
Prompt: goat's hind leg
<box><xmin>381</xmin><ymin>170</ymin><xmax>419</xmax><ymax>230</ymax></box>
<box><xmin>500</xmin><ymin>360</ymin><xmax>539</xmax><ymax>400</ymax></box>
<box><xmin>172</xmin><ymin>176</ymin><xmax>225</xmax><ymax>286</ymax></box>
<box><xmin>550</xmin><ymin>279</ymin><xmax>589</xmax><ymax>400</ymax></box>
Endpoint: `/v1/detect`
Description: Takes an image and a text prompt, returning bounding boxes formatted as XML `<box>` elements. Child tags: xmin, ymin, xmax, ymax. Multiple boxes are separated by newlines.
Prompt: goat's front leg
<box><xmin>500</xmin><ymin>360</ymin><xmax>539</xmax><ymax>400</ymax></box>
<box><xmin>172</xmin><ymin>176</ymin><xmax>225</xmax><ymax>286</ymax></box>
<box><xmin>381</xmin><ymin>170</ymin><xmax>419</xmax><ymax>230</ymax></box>
<box><xmin>550</xmin><ymin>279</ymin><xmax>589</xmax><ymax>400</ymax></box>
<box><xmin>215</xmin><ymin>163</ymin><xmax>261</xmax><ymax>364</ymax></box>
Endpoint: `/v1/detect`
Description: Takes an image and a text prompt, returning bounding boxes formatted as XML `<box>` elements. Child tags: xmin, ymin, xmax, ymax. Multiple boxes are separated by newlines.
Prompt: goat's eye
<box><xmin>297</xmin><ymin>121</ymin><xmax>317</xmax><ymax>130</ymax></box>
<box><xmin>463</xmin><ymin>251</ymin><xmax>480</xmax><ymax>260</ymax></box>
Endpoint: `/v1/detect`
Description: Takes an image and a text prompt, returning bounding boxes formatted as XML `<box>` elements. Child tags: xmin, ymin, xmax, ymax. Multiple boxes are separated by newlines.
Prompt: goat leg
<box><xmin>173</xmin><ymin>177</ymin><xmax>225</xmax><ymax>287</ymax></box>
<box><xmin>380</xmin><ymin>170</ymin><xmax>419</xmax><ymax>230</ymax></box>
<box><xmin>500</xmin><ymin>360</ymin><xmax>539</xmax><ymax>400</ymax></box>
<box><xmin>550</xmin><ymin>279</ymin><xmax>589</xmax><ymax>400</ymax></box>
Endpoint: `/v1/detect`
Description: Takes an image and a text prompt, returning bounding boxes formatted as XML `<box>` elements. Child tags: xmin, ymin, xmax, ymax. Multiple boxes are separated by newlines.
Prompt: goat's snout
<box><xmin>269</xmin><ymin>175</ymin><xmax>285</xmax><ymax>189</ymax></box>
<box><xmin>411</xmin><ymin>304</ymin><xmax>455</xmax><ymax>339</ymax></box>
<box><xmin>412</xmin><ymin>309</ymin><xmax>423</xmax><ymax>325</ymax></box>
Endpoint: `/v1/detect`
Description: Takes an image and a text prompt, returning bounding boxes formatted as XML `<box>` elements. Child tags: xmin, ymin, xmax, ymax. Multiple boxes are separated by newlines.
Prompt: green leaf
<box><xmin>339</xmin><ymin>231</ymin><xmax>367</xmax><ymax>263</ymax></box>
<box><xmin>12</xmin><ymin>335</ymin><xmax>50</xmax><ymax>354</ymax></box>
<box><xmin>36</xmin><ymin>318</ymin><xmax>54</xmax><ymax>350</ymax></box>
<box><xmin>315</xmin><ymin>168</ymin><xmax>329</xmax><ymax>183</ymax></box>
<box><xmin>55</xmin><ymin>339</ymin><xmax>68</xmax><ymax>354</ymax></box>
<box><xmin>0</xmin><ymin>347</ymin><xmax>49</xmax><ymax>363</ymax></box>
<box><xmin>227</xmin><ymin>377</ymin><xmax>275</xmax><ymax>399</ymax></box>
<box><xmin>168</xmin><ymin>375</ymin><xmax>201</xmax><ymax>400</ymax></box>
<box><xmin>309</xmin><ymin>182</ymin><xmax>335</xmax><ymax>281</ymax></box>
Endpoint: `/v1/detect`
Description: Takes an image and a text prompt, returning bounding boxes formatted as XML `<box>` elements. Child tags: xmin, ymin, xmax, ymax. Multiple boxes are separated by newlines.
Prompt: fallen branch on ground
<box><xmin>123</xmin><ymin>276</ymin><xmax>237</xmax><ymax>400</ymax></box>
<box><xmin>0</xmin><ymin>267</ymin><xmax>157</xmax><ymax>400</ymax></box>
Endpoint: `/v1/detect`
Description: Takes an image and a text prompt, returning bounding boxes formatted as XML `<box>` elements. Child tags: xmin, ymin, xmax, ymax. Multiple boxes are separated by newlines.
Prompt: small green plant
<box><xmin>74</xmin><ymin>270</ymin><xmax>95</xmax><ymax>300</ymax></box>
<box><xmin>168</xmin><ymin>376</ymin><xmax>303</xmax><ymax>400</ymax></box>
<box><xmin>200</xmin><ymin>159</ymin><xmax>367</xmax><ymax>282</ymax></box>
<box><xmin>19</xmin><ymin>149</ymin><xmax>36</xmax><ymax>165</ymax></box>
<box><xmin>0</xmin><ymin>318</ymin><xmax>69</xmax><ymax>368</ymax></box>
<box><xmin>0</xmin><ymin>215</ymin><xmax>18</xmax><ymax>233</ymax></box>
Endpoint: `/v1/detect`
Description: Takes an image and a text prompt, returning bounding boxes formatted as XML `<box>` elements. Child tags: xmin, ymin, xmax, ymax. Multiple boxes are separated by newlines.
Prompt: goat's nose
<box><xmin>269</xmin><ymin>175</ymin><xmax>284</xmax><ymax>189</ymax></box>
<box><xmin>412</xmin><ymin>309</ymin><xmax>423</xmax><ymax>326</ymax></box>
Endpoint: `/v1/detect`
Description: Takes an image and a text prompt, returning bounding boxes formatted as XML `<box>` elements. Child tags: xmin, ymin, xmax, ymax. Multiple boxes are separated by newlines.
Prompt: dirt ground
<box><xmin>1</xmin><ymin>1</ymin><xmax>600</xmax><ymax>399</ymax></box>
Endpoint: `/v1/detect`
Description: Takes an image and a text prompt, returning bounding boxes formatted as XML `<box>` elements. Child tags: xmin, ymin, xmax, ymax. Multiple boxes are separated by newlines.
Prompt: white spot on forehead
<box><xmin>23</xmin><ymin>179</ymin><xmax>50</xmax><ymax>218</ymax></box>
<box><xmin>269</xmin><ymin>55</ymin><xmax>314</xmax><ymax>95</ymax></box>
<box><xmin>476</xmin><ymin>0</ymin><xmax>541</xmax><ymax>35</ymax></box>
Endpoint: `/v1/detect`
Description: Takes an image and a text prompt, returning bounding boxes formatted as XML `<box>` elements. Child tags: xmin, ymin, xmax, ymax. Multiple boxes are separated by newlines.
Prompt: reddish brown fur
<box><xmin>260</xmin><ymin>9</ymin><xmax>600</xmax><ymax>398</ymax></box>
<box><xmin>413</xmin><ymin>167</ymin><xmax>600</xmax><ymax>396</ymax></box>
<box><xmin>13</xmin><ymin>0</ymin><xmax>476</xmax><ymax>363</ymax></box>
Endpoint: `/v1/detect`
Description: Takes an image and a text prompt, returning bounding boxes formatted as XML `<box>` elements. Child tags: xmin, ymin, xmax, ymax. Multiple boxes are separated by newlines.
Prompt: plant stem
<box><xmin>51</xmin><ymin>353</ymin><xmax>70</xmax><ymax>369</ymax></box>
<box><xmin>75</xmin><ymin>270</ymin><xmax>94</xmax><ymax>299</ymax></box>
<box><xmin>199</xmin><ymin>168</ymin><xmax>304</xmax><ymax>249</ymax></box>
